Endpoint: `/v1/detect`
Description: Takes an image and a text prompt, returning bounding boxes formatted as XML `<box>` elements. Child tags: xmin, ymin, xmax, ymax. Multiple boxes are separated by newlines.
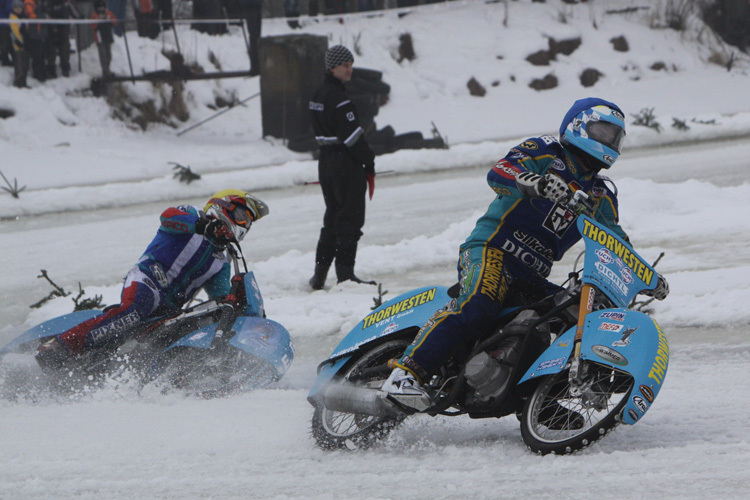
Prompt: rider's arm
<box><xmin>158</xmin><ymin>205</ymin><xmax>203</xmax><ymax>235</ymax></box>
<box><xmin>487</xmin><ymin>140</ymin><xmax>552</xmax><ymax>197</ymax></box>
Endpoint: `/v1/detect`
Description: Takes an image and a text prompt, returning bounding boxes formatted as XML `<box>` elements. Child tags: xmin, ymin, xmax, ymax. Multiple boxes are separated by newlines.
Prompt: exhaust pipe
<box><xmin>323</xmin><ymin>383</ymin><xmax>404</xmax><ymax>418</ymax></box>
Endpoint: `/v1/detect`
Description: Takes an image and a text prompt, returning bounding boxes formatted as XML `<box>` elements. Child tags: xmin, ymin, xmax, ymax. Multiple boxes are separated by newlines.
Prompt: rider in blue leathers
<box><xmin>35</xmin><ymin>190</ymin><xmax>269</xmax><ymax>372</ymax></box>
<box><xmin>382</xmin><ymin>98</ymin><xmax>669</xmax><ymax>411</ymax></box>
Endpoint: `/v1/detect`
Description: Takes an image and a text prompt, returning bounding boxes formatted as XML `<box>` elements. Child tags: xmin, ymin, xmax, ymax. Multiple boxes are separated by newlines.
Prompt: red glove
<box><xmin>366</xmin><ymin>172</ymin><xmax>375</xmax><ymax>200</ymax></box>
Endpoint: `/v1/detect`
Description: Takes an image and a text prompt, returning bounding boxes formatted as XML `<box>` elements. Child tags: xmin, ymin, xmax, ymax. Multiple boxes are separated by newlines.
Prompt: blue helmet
<box><xmin>560</xmin><ymin>97</ymin><xmax>626</xmax><ymax>170</ymax></box>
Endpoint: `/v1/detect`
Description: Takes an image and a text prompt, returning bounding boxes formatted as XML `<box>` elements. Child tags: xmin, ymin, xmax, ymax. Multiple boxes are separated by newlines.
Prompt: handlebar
<box><xmin>565</xmin><ymin>189</ymin><xmax>596</xmax><ymax>216</ymax></box>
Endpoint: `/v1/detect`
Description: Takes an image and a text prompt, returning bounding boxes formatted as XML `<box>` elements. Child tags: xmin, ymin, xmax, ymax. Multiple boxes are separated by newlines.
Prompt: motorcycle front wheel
<box><xmin>520</xmin><ymin>361</ymin><xmax>634</xmax><ymax>455</ymax></box>
<box><xmin>311</xmin><ymin>339</ymin><xmax>409</xmax><ymax>450</ymax></box>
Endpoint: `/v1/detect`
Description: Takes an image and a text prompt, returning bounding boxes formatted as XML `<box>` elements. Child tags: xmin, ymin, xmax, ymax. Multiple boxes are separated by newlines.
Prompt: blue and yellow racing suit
<box><xmin>397</xmin><ymin>135</ymin><xmax>628</xmax><ymax>381</ymax></box>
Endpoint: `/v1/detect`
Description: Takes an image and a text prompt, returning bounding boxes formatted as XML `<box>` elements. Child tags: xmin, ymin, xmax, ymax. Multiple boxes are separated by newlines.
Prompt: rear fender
<box><xmin>518</xmin><ymin>309</ymin><xmax>669</xmax><ymax>425</ymax></box>
<box><xmin>0</xmin><ymin>310</ymin><xmax>103</xmax><ymax>355</ymax></box>
<box><xmin>306</xmin><ymin>285</ymin><xmax>452</xmax><ymax>402</ymax></box>
<box><xmin>327</xmin><ymin>285</ymin><xmax>451</xmax><ymax>360</ymax></box>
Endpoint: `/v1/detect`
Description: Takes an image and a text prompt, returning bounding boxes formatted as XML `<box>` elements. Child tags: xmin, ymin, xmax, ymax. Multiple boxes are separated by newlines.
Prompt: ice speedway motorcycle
<box><xmin>308</xmin><ymin>191</ymin><xmax>668</xmax><ymax>454</ymax></box>
<box><xmin>0</xmin><ymin>243</ymin><xmax>294</xmax><ymax>397</ymax></box>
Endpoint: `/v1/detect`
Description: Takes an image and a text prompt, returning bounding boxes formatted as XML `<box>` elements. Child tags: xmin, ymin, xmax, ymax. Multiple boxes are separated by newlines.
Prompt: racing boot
<box><xmin>538</xmin><ymin>401</ymin><xmax>585</xmax><ymax>430</ymax></box>
<box><xmin>35</xmin><ymin>337</ymin><xmax>75</xmax><ymax>375</ymax></box>
<box><xmin>381</xmin><ymin>368</ymin><xmax>432</xmax><ymax>412</ymax></box>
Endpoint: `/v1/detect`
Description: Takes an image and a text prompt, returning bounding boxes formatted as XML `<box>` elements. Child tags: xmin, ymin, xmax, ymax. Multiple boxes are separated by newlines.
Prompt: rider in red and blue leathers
<box><xmin>35</xmin><ymin>190</ymin><xmax>268</xmax><ymax>370</ymax></box>
<box><xmin>382</xmin><ymin>98</ymin><xmax>669</xmax><ymax>410</ymax></box>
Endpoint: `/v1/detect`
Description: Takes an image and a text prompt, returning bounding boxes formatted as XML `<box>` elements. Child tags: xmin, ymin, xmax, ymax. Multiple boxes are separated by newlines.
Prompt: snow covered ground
<box><xmin>1</xmin><ymin>1</ymin><xmax>750</xmax><ymax>498</ymax></box>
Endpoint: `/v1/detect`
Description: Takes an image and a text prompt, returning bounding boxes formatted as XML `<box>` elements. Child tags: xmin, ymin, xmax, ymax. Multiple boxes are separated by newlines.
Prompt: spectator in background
<box><xmin>236</xmin><ymin>0</ymin><xmax>262</xmax><ymax>76</ymax></box>
<box><xmin>133</xmin><ymin>0</ymin><xmax>159</xmax><ymax>39</ymax></box>
<box><xmin>91</xmin><ymin>0</ymin><xmax>116</xmax><ymax>77</ymax></box>
<box><xmin>46</xmin><ymin>0</ymin><xmax>80</xmax><ymax>78</ymax></box>
<box><xmin>9</xmin><ymin>0</ymin><xmax>28</xmax><ymax>87</ymax></box>
<box><xmin>284</xmin><ymin>0</ymin><xmax>300</xmax><ymax>29</ymax></box>
<box><xmin>308</xmin><ymin>45</ymin><xmax>377</xmax><ymax>289</ymax></box>
<box><xmin>108</xmin><ymin>0</ymin><xmax>126</xmax><ymax>36</ymax></box>
<box><xmin>1</xmin><ymin>0</ymin><xmax>14</xmax><ymax>66</ymax></box>
<box><xmin>23</xmin><ymin>0</ymin><xmax>49</xmax><ymax>82</ymax></box>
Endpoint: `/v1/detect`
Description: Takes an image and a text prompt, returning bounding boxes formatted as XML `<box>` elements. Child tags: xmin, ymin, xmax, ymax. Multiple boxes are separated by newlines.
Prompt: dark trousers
<box><xmin>315</xmin><ymin>148</ymin><xmax>366</xmax><ymax>270</ymax></box>
<box><xmin>400</xmin><ymin>246</ymin><xmax>560</xmax><ymax>379</ymax></box>
<box><xmin>47</xmin><ymin>28</ymin><xmax>71</xmax><ymax>77</ymax></box>
<box><xmin>97</xmin><ymin>43</ymin><xmax>113</xmax><ymax>76</ymax></box>
<box><xmin>0</xmin><ymin>26</ymin><xmax>12</xmax><ymax>65</ymax></box>
<box><xmin>13</xmin><ymin>49</ymin><xmax>29</xmax><ymax>87</ymax></box>
<box><xmin>26</xmin><ymin>37</ymin><xmax>47</xmax><ymax>81</ymax></box>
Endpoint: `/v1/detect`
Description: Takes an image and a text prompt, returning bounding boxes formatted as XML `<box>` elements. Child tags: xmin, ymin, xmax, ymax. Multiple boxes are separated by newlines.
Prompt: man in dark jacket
<box><xmin>308</xmin><ymin>44</ymin><xmax>376</xmax><ymax>290</ymax></box>
<box><xmin>46</xmin><ymin>0</ymin><xmax>80</xmax><ymax>77</ymax></box>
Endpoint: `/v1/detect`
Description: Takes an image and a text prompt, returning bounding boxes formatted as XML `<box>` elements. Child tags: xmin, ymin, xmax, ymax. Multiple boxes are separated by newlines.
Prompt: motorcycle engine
<box><xmin>464</xmin><ymin>310</ymin><xmax>548</xmax><ymax>401</ymax></box>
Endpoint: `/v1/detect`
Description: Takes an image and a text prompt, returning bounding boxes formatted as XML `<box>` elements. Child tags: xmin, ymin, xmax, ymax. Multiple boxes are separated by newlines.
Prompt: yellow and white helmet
<box><xmin>204</xmin><ymin>189</ymin><xmax>268</xmax><ymax>242</ymax></box>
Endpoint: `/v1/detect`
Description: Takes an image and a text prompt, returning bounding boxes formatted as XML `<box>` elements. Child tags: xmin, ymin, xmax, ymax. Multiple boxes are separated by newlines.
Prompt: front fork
<box><xmin>569</xmin><ymin>283</ymin><xmax>595</xmax><ymax>394</ymax></box>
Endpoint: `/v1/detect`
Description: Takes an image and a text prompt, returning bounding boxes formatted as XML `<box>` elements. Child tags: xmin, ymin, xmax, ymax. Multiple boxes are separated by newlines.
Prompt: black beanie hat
<box><xmin>325</xmin><ymin>45</ymin><xmax>354</xmax><ymax>70</ymax></box>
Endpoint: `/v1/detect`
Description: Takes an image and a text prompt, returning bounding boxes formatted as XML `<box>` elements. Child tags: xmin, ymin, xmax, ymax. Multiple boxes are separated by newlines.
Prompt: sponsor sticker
<box><xmin>543</xmin><ymin>205</ymin><xmax>576</xmax><ymax>238</ymax></box>
<box><xmin>598</xmin><ymin>322</ymin><xmax>623</xmax><ymax>332</ymax></box>
<box><xmin>640</xmin><ymin>385</ymin><xmax>655</xmax><ymax>403</ymax></box>
<box><xmin>537</xmin><ymin>356</ymin><xmax>567</xmax><ymax>370</ymax></box>
<box><xmin>591</xmin><ymin>345</ymin><xmax>628</xmax><ymax>366</ymax></box>
<box><xmin>596</xmin><ymin>248</ymin><xmax>614</xmax><ymax>264</ymax></box>
<box><xmin>632</xmin><ymin>395</ymin><xmax>648</xmax><ymax>413</ymax></box>
<box><xmin>600</xmin><ymin>311</ymin><xmax>626</xmax><ymax>321</ymax></box>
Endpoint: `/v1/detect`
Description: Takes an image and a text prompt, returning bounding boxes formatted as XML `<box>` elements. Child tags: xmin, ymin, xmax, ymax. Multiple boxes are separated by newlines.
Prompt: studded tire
<box><xmin>520</xmin><ymin>362</ymin><xmax>634</xmax><ymax>455</ymax></box>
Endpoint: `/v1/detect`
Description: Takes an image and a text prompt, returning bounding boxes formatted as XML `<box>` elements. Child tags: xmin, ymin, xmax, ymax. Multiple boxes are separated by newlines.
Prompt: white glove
<box><xmin>516</xmin><ymin>172</ymin><xmax>569</xmax><ymax>203</ymax></box>
<box><xmin>643</xmin><ymin>273</ymin><xmax>669</xmax><ymax>301</ymax></box>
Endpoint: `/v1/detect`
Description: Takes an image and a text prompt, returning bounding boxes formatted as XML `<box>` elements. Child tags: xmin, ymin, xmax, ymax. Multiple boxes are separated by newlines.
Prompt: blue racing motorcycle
<box><xmin>308</xmin><ymin>191</ymin><xmax>668</xmax><ymax>454</ymax></box>
<box><xmin>0</xmin><ymin>243</ymin><xmax>294</xmax><ymax>397</ymax></box>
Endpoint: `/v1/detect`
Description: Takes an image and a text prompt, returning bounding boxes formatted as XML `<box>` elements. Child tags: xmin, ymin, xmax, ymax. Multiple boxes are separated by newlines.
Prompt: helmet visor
<box><xmin>588</xmin><ymin>121</ymin><xmax>625</xmax><ymax>153</ymax></box>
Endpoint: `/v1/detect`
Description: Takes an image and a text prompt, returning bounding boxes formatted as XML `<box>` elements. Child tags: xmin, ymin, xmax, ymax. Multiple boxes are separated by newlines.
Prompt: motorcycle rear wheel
<box><xmin>520</xmin><ymin>362</ymin><xmax>634</xmax><ymax>455</ymax></box>
<box><xmin>311</xmin><ymin>339</ymin><xmax>409</xmax><ymax>450</ymax></box>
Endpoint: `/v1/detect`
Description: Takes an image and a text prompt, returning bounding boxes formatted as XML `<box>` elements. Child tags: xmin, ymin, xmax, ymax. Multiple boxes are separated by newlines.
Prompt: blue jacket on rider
<box><xmin>56</xmin><ymin>205</ymin><xmax>231</xmax><ymax>355</ymax></box>
<box><xmin>137</xmin><ymin>204</ymin><xmax>231</xmax><ymax>310</ymax></box>
<box><xmin>396</xmin><ymin>101</ymin><xmax>629</xmax><ymax>382</ymax></box>
<box><xmin>463</xmin><ymin>135</ymin><xmax>628</xmax><ymax>281</ymax></box>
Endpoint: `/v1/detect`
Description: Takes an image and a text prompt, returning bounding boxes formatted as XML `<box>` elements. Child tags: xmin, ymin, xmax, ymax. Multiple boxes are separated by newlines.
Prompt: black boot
<box><xmin>334</xmin><ymin>239</ymin><xmax>376</xmax><ymax>285</ymax></box>
<box><xmin>335</xmin><ymin>264</ymin><xmax>376</xmax><ymax>285</ymax></box>
<box><xmin>309</xmin><ymin>264</ymin><xmax>330</xmax><ymax>290</ymax></box>
<box><xmin>310</xmin><ymin>231</ymin><xmax>336</xmax><ymax>290</ymax></box>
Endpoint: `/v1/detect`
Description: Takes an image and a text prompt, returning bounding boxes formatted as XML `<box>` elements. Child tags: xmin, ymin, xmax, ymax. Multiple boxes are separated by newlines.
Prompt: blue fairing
<box><xmin>519</xmin><ymin>308</ymin><xmax>669</xmax><ymax>425</ymax></box>
<box><xmin>241</xmin><ymin>272</ymin><xmax>265</xmax><ymax>318</ymax></box>
<box><xmin>229</xmin><ymin>316</ymin><xmax>294</xmax><ymax>378</ymax></box>
<box><xmin>165</xmin><ymin>316</ymin><xmax>294</xmax><ymax>379</ymax></box>
<box><xmin>0</xmin><ymin>310</ymin><xmax>103</xmax><ymax>355</ymax></box>
<box><xmin>307</xmin><ymin>285</ymin><xmax>452</xmax><ymax>401</ymax></box>
<box><xmin>577</xmin><ymin>216</ymin><xmax>658</xmax><ymax>307</ymax></box>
